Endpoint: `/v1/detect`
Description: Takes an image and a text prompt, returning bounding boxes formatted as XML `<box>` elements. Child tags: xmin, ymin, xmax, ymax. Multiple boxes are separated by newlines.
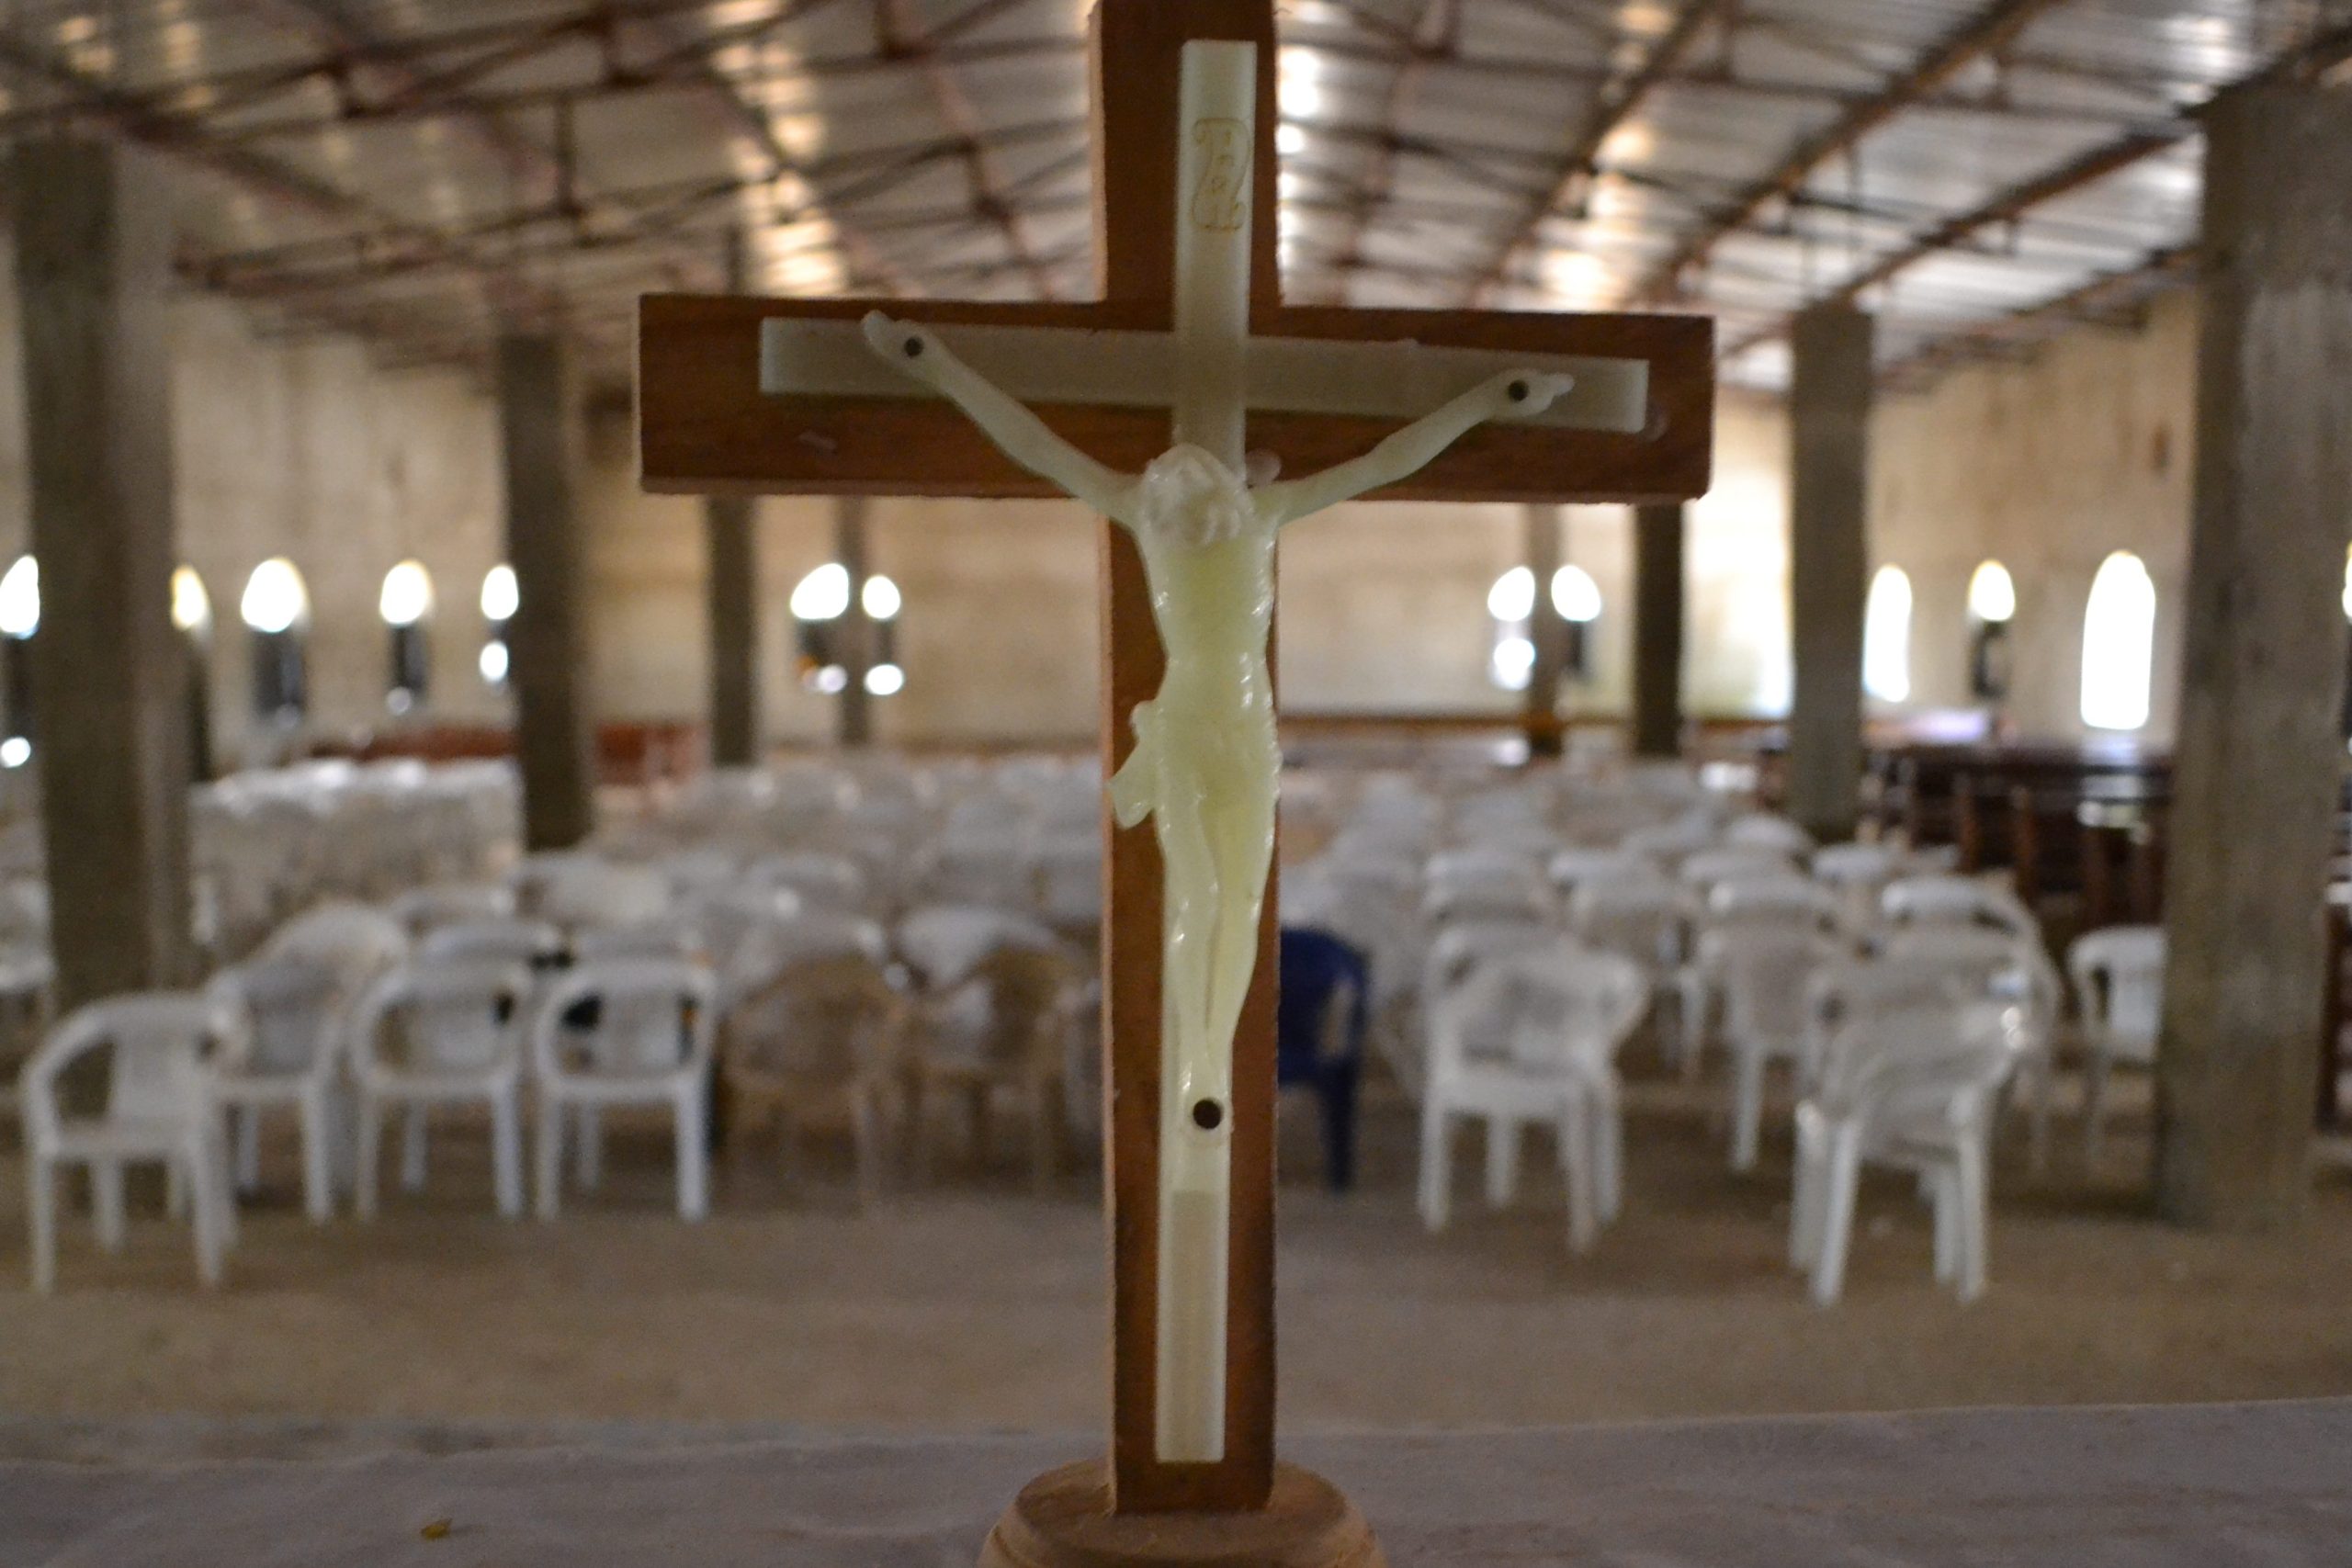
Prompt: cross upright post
<box><xmin>636</xmin><ymin>4</ymin><xmax>1713</xmax><ymax>1557</ymax></box>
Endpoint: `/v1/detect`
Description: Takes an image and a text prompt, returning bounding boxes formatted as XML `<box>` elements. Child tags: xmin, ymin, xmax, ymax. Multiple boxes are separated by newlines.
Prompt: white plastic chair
<box><xmin>1708</xmin><ymin>924</ymin><xmax>1845</xmax><ymax>1172</ymax></box>
<box><xmin>1879</xmin><ymin>923</ymin><xmax>2062</xmax><ymax>1171</ymax></box>
<box><xmin>2068</xmin><ymin>926</ymin><xmax>2165</xmax><ymax>1160</ymax></box>
<box><xmin>1812</xmin><ymin>842</ymin><xmax>1897</xmax><ymax>934</ymax></box>
<box><xmin>264</xmin><ymin>900</ymin><xmax>411</xmax><ymax>982</ymax></box>
<box><xmin>346</xmin><ymin>960</ymin><xmax>529</xmax><ymax>1218</ymax></box>
<box><xmin>1418</xmin><ymin>944</ymin><xmax>1647</xmax><ymax>1254</ymax></box>
<box><xmin>1724</xmin><ymin>813</ymin><xmax>1815</xmax><ymax>856</ymax></box>
<box><xmin>1790</xmin><ymin>999</ymin><xmax>2023</xmax><ymax>1305</ymax></box>
<box><xmin>1548</xmin><ymin>848</ymin><xmax>1657</xmax><ymax>897</ymax></box>
<box><xmin>19</xmin><ymin>994</ymin><xmax>247</xmax><ymax>1292</ymax></box>
<box><xmin>529</xmin><ymin>957</ymin><xmax>718</xmax><ymax>1221</ymax></box>
<box><xmin>205</xmin><ymin>955</ymin><xmax>346</xmax><ymax>1222</ymax></box>
<box><xmin>897</xmin><ymin>904</ymin><xmax>1061</xmax><ymax>989</ymax></box>
<box><xmin>388</xmin><ymin>882</ymin><xmax>516</xmax><ymax>936</ymax></box>
<box><xmin>1880</xmin><ymin>874</ymin><xmax>2037</xmax><ymax>939</ymax></box>
<box><xmin>1679</xmin><ymin>846</ymin><xmax>1797</xmax><ymax>892</ymax></box>
<box><xmin>531</xmin><ymin>857</ymin><xmax>673</xmax><ymax>931</ymax></box>
<box><xmin>418</xmin><ymin>917</ymin><xmax>564</xmax><ymax>968</ymax></box>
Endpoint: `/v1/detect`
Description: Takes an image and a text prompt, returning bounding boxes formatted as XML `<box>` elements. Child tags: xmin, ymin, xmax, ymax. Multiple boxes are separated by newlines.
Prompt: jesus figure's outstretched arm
<box><xmin>1256</xmin><ymin>369</ymin><xmax>1577</xmax><ymax>526</ymax></box>
<box><xmin>861</xmin><ymin>312</ymin><xmax>1139</xmax><ymax>525</ymax></box>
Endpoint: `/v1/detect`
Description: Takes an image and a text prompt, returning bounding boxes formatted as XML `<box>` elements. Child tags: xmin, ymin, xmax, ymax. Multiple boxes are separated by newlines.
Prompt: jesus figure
<box><xmin>860</xmin><ymin>307</ymin><xmax>1570</xmax><ymax>1452</ymax></box>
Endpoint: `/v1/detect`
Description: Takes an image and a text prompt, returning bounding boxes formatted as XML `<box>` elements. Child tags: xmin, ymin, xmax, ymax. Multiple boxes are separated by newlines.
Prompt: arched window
<box><xmin>172</xmin><ymin>567</ymin><xmax>215</xmax><ymax>782</ymax></box>
<box><xmin>1553</xmin><ymin>565</ymin><xmax>1601</xmax><ymax>682</ymax></box>
<box><xmin>0</xmin><ymin>555</ymin><xmax>37</xmax><ymax>767</ymax></box>
<box><xmin>479</xmin><ymin>563</ymin><xmax>516</xmax><ymax>687</ymax></box>
<box><xmin>241</xmin><ymin>558</ymin><xmax>311</xmax><ymax>724</ymax></box>
<box><xmin>1486</xmin><ymin>567</ymin><xmax>1537</xmax><ymax>692</ymax></box>
<box><xmin>861</xmin><ymin>573</ymin><xmax>904</xmax><ymax>697</ymax></box>
<box><xmin>379</xmin><ymin>559</ymin><xmax>435</xmax><ymax>715</ymax></box>
<box><xmin>789</xmin><ymin>565</ymin><xmax>907</xmax><ymax>697</ymax></box>
<box><xmin>2080</xmin><ymin>551</ymin><xmax>2155</xmax><ymax>732</ymax></box>
<box><xmin>1966</xmin><ymin>559</ymin><xmax>2016</xmax><ymax>702</ymax></box>
<box><xmin>1862</xmin><ymin>565</ymin><xmax>1913</xmax><ymax>704</ymax></box>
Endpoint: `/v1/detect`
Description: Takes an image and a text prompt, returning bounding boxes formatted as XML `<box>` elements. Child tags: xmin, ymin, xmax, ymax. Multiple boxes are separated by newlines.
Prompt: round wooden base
<box><xmin>978</xmin><ymin>1461</ymin><xmax>1385</xmax><ymax>1568</ymax></box>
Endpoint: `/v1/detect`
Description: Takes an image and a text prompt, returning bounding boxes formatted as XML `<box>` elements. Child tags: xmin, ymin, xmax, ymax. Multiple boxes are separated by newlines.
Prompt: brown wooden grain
<box><xmin>637</xmin><ymin>292</ymin><xmax>1713</xmax><ymax>504</ymax></box>
<box><xmin>978</xmin><ymin>1461</ymin><xmax>1384</xmax><ymax>1568</ymax></box>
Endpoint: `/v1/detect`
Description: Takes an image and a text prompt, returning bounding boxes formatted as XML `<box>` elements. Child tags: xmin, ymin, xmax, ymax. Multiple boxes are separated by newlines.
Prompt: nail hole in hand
<box><xmin>1191</xmin><ymin>1098</ymin><xmax>1225</xmax><ymax>1132</ymax></box>
<box><xmin>1509</xmin><ymin>379</ymin><xmax>1531</xmax><ymax>402</ymax></box>
<box><xmin>904</xmin><ymin>337</ymin><xmax>924</xmax><ymax>358</ymax></box>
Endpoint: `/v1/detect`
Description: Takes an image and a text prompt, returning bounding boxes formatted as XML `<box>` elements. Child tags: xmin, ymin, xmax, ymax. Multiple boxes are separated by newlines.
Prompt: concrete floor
<box><xmin>2</xmin><ymin>1066</ymin><xmax>2348</xmax><ymax>1450</ymax></box>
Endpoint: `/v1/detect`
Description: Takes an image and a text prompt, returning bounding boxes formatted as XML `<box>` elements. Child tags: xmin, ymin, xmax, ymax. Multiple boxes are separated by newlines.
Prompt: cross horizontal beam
<box><xmin>640</xmin><ymin>294</ymin><xmax>1713</xmax><ymax>502</ymax></box>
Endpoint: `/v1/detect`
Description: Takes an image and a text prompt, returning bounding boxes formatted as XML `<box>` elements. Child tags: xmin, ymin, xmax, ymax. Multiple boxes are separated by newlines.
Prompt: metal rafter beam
<box><xmin>1466</xmin><ymin>0</ymin><xmax>1731</xmax><ymax>303</ymax></box>
<box><xmin>1324</xmin><ymin>0</ymin><xmax>1459</xmax><ymax>302</ymax></box>
<box><xmin>1726</xmin><ymin>15</ymin><xmax>2352</xmax><ymax>363</ymax></box>
<box><xmin>1630</xmin><ymin>0</ymin><xmax>2072</xmax><ymax>305</ymax></box>
<box><xmin>1881</xmin><ymin>246</ymin><xmax>2192</xmax><ymax>388</ymax></box>
<box><xmin>876</xmin><ymin>0</ymin><xmax>1060</xmax><ymax>299</ymax></box>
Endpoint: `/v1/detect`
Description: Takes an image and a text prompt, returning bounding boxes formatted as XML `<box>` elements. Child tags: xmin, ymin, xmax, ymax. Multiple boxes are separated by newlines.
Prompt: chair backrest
<box><xmin>722</xmin><ymin>952</ymin><xmax>903</xmax><ymax>1091</ymax></box>
<box><xmin>1482</xmin><ymin>946</ymin><xmax>1650</xmax><ymax>1075</ymax></box>
<box><xmin>350</xmin><ymin>959</ymin><xmax>531</xmax><ymax>1079</ymax></box>
<box><xmin>1724</xmin><ymin>813</ymin><xmax>1815</xmax><ymax>856</ymax></box>
<box><xmin>1811</xmin><ymin>842</ymin><xmax>1895</xmax><ymax>887</ymax></box>
<box><xmin>1878</xmin><ymin>925</ymin><xmax>2061</xmax><ymax>1039</ymax></box>
<box><xmin>947</xmin><ymin>945</ymin><xmax>1082</xmax><ymax>1077</ymax></box>
<box><xmin>207</xmin><ymin>954</ymin><xmax>345</xmax><ymax>1078</ymax></box>
<box><xmin>572</xmin><ymin>919</ymin><xmax>706</xmax><ymax>964</ymax></box>
<box><xmin>418</xmin><ymin>917</ymin><xmax>564</xmax><ymax>968</ymax></box>
<box><xmin>1276</xmin><ymin>928</ymin><xmax>1369</xmax><ymax>1077</ymax></box>
<box><xmin>752</xmin><ymin>852</ymin><xmax>868</xmax><ymax>910</ymax></box>
<box><xmin>1549</xmin><ymin>848</ymin><xmax>1657</xmax><ymax>894</ymax></box>
<box><xmin>21</xmin><ymin>992</ymin><xmax>248</xmax><ymax>1138</ymax></box>
<box><xmin>1679</xmin><ymin>847</ymin><xmax>1797</xmax><ymax>890</ymax></box>
<box><xmin>1568</xmin><ymin>874</ymin><xmax>1691</xmax><ymax>971</ymax></box>
<box><xmin>1706</xmin><ymin>875</ymin><xmax>1843</xmax><ymax>930</ymax></box>
<box><xmin>2068</xmin><ymin>925</ymin><xmax>2166</xmax><ymax>1053</ymax></box>
<box><xmin>1813</xmin><ymin>998</ymin><xmax>2023</xmax><ymax>1128</ymax></box>
<box><xmin>264</xmin><ymin>900</ymin><xmax>410</xmax><ymax>983</ymax></box>
<box><xmin>388</xmin><ymin>882</ymin><xmax>516</xmax><ymax>935</ymax></box>
<box><xmin>1881</xmin><ymin>874</ymin><xmax>2037</xmax><ymax>938</ymax></box>
<box><xmin>1705</xmin><ymin>925</ymin><xmax>1842</xmax><ymax>1055</ymax></box>
<box><xmin>531</xmin><ymin>957</ymin><xmax>718</xmax><ymax>1082</ymax></box>
<box><xmin>897</xmin><ymin>903</ymin><xmax>1060</xmax><ymax>989</ymax></box>
<box><xmin>1422</xmin><ymin>920</ymin><xmax>1566</xmax><ymax>1007</ymax></box>
<box><xmin>534</xmin><ymin>859</ymin><xmax>673</xmax><ymax>931</ymax></box>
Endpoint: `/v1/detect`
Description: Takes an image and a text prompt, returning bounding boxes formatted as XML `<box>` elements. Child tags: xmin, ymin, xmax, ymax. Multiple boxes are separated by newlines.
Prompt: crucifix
<box><xmin>639</xmin><ymin>2</ymin><xmax>1712</xmax><ymax>1559</ymax></box>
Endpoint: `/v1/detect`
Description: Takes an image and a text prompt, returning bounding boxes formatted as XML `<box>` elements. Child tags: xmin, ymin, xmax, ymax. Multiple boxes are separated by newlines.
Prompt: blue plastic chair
<box><xmin>1277</xmin><ymin>927</ymin><xmax>1370</xmax><ymax>1191</ymax></box>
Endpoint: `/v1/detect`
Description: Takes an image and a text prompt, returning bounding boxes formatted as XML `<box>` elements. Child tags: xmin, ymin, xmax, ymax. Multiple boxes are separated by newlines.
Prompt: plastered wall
<box><xmin>0</xmin><ymin>250</ymin><xmax>509</xmax><ymax>770</ymax></box>
<box><xmin>1869</xmin><ymin>292</ymin><xmax>2199</xmax><ymax>746</ymax></box>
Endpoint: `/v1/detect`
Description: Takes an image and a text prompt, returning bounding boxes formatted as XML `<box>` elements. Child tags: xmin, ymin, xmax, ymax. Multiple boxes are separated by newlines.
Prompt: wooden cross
<box><xmin>639</xmin><ymin>0</ymin><xmax>1713</xmax><ymax>1544</ymax></box>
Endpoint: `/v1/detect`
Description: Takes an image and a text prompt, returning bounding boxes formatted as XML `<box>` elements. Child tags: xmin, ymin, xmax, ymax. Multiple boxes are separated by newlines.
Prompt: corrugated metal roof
<box><xmin>1</xmin><ymin>0</ymin><xmax>2342</xmax><ymax>388</ymax></box>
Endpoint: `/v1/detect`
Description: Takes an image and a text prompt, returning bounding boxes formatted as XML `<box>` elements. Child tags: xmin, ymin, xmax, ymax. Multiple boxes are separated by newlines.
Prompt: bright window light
<box><xmin>240</xmin><ymin>558</ymin><xmax>310</xmax><ymax>634</ymax></box>
<box><xmin>1276</xmin><ymin>123</ymin><xmax>1306</xmax><ymax>156</ymax></box>
<box><xmin>2341</xmin><ymin>545</ymin><xmax>2352</xmax><ymax>621</ymax></box>
<box><xmin>171</xmin><ymin>566</ymin><xmax>211</xmax><ymax>633</ymax></box>
<box><xmin>1551</xmin><ymin>565</ymin><xmax>1602</xmax><ymax>624</ymax></box>
<box><xmin>0</xmin><ymin>738</ymin><xmax>29</xmax><ymax>770</ymax></box>
<box><xmin>378</xmin><ymin>559</ymin><xmax>435</xmax><ymax>627</ymax></box>
<box><xmin>1487</xmin><ymin>567</ymin><xmax>1536</xmax><ymax>623</ymax></box>
<box><xmin>1967</xmin><ymin>559</ymin><xmax>2018</xmax><ymax>624</ymax></box>
<box><xmin>0</xmin><ymin>557</ymin><xmax>38</xmax><ymax>639</ymax></box>
<box><xmin>811</xmin><ymin>663</ymin><xmax>849</xmax><ymax>695</ymax></box>
<box><xmin>478</xmin><ymin>640</ymin><xmax>510</xmax><ymax>684</ymax></box>
<box><xmin>2081</xmin><ymin>551</ymin><xmax>2156</xmax><ymax>732</ymax></box>
<box><xmin>1489</xmin><ymin>634</ymin><xmax>1536</xmax><ymax>692</ymax></box>
<box><xmin>791</xmin><ymin>562</ymin><xmax>851</xmax><ymax>622</ymax></box>
<box><xmin>861</xmin><ymin>574</ymin><xmax>902</xmax><ymax>621</ymax></box>
<box><xmin>1278</xmin><ymin>47</ymin><xmax>1323</xmax><ymax>118</ymax></box>
<box><xmin>480</xmin><ymin>563</ymin><xmax>519</xmax><ymax>622</ymax></box>
<box><xmin>865</xmin><ymin>662</ymin><xmax>906</xmax><ymax>697</ymax></box>
<box><xmin>1862</xmin><ymin>565</ymin><xmax>1914</xmax><ymax>704</ymax></box>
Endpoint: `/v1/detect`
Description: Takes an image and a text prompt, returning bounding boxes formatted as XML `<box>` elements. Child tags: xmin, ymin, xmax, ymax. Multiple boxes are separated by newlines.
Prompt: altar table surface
<box><xmin>5</xmin><ymin>1400</ymin><xmax>2349</xmax><ymax>1566</ymax></box>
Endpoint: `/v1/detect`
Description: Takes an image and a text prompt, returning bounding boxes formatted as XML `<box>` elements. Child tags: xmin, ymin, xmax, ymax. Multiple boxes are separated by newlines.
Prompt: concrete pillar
<box><xmin>2155</xmin><ymin>85</ymin><xmax>2352</xmax><ymax>1231</ymax></box>
<box><xmin>1786</xmin><ymin>305</ymin><xmax>1873</xmax><ymax>842</ymax></box>
<box><xmin>14</xmin><ymin>141</ymin><xmax>196</xmax><ymax>1010</ymax></box>
<box><xmin>497</xmin><ymin>335</ymin><xmax>595</xmax><ymax>852</ymax></box>
<box><xmin>705</xmin><ymin>496</ymin><xmax>761</xmax><ymax>769</ymax></box>
<box><xmin>1521</xmin><ymin>505</ymin><xmax>1568</xmax><ymax>758</ymax></box>
<box><xmin>1632</xmin><ymin>502</ymin><xmax>1687</xmax><ymax>759</ymax></box>
<box><xmin>834</xmin><ymin>498</ymin><xmax>875</xmax><ymax>749</ymax></box>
